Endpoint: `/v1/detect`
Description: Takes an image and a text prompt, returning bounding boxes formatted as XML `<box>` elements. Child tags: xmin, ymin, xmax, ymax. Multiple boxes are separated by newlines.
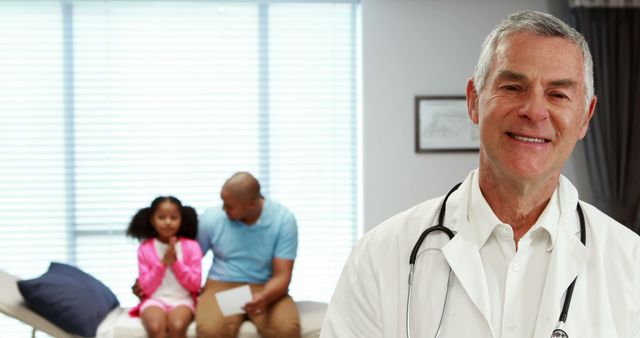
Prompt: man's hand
<box><xmin>131</xmin><ymin>278</ymin><xmax>145</xmax><ymax>300</ymax></box>
<box><xmin>244</xmin><ymin>292</ymin><xmax>267</xmax><ymax>317</ymax></box>
<box><xmin>242</xmin><ymin>258</ymin><xmax>294</xmax><ymax>317</ymax></box>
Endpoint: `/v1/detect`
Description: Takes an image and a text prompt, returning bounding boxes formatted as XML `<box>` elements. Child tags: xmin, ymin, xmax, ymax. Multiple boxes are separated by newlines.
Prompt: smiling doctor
<box><xmin>321</xmin><ymin>10</ymin><xmax>640</xmax><ymax>338</ymax></box>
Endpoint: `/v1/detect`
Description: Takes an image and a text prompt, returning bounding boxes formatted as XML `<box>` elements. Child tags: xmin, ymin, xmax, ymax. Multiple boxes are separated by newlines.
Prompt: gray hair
<box><xmin>473</xmin><ymin>10</ymin><xmax>594</xmax><ymax>113</ymax></box>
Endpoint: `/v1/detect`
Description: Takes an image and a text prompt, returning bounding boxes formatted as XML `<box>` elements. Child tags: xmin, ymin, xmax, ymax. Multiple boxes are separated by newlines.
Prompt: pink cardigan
<box><xmin>129</xmin><ymin>238</ymin><xmax>203</xmax><ymax>316</ymax></box>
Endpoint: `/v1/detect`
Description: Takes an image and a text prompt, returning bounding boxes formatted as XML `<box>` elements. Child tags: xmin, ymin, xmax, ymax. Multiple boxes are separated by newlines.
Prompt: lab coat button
<box><xmin>512</xmin><ymin>263</ymin><xmax>520</xmax><ymax>272</ymax></box>
<box><xmin>508</xmin><ymin>323</ymin><xmax>517</xmax><ymax>332</ymax></box>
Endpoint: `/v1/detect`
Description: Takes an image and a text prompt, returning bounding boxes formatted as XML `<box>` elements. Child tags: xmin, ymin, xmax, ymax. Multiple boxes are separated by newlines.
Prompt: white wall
<box><xmin>362</xmin><ymin>0</ymin><xmax>593</xmax><ymax>231</ymax></box>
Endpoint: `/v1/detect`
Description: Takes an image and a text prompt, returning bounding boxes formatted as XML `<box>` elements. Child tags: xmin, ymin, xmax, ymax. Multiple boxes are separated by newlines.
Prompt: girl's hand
<box><xmin>131</xmin><ymin>278</ymin><xmax>145</xmax><ymax>300</ymax></box>
<box><xmin>162</xmin><ymin>237</ymin><xmax>178</xmax><ymax>265</ymax></box>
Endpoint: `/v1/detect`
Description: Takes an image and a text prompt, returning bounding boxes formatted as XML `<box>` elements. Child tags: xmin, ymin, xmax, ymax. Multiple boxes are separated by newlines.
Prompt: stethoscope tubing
<box><xmin>406</xmin><ymin>182</ymin><xmax>586</xmax><ymax>338</ymax></box>
<box><xmin>406</xmin><ymin>183</ymin><xmax>458</xmax><ymax>338</ymax></box>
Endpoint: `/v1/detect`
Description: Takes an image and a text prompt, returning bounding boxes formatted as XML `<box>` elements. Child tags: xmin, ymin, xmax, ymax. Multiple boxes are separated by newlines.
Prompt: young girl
<box><xmin>127</xmin><ymin>196</ymin><xmax>202</xmax><ymax>338</ymax></box>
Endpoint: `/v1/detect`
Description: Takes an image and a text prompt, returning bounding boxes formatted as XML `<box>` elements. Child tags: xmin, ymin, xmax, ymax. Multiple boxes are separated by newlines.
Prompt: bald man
<box><xmin>196</xmin><ymin>172</ymin><xmax>300</xmax><ymax>338</ymax></box>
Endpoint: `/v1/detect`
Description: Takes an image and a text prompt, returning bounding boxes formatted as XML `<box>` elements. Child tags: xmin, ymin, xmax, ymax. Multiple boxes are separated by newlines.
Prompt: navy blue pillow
<box><xmin>17</xmin><ymin>262</ymin><xmax>119</xmax><ymax>337</ymax></box>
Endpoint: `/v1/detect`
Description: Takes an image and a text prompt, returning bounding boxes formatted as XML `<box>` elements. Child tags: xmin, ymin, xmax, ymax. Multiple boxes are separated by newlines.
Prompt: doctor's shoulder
<box><xmin>579</xmin><ymin>200</ymin><xmax>640</xmax><ymax>248</ymax></box>
<box><xmin>579</xmin><ymin>200</ymin><xmax>640</xmax><ymax>281</ymax></box>
<box><xmin>356</xmin><ymin>196</ymin><xmax>445</xmax><ymax>257</ymax></box>
<box><xmin>578</xmin><ymin>200</ymin><xmax>640</xmax><ymax>329</ymax></box>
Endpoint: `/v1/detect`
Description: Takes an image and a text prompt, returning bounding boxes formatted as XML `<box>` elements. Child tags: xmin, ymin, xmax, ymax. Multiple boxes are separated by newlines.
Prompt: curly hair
<box><xmin>126</xmin><ymin>196</ymin><xmax>198</xmax><ymax>241</ymax></box>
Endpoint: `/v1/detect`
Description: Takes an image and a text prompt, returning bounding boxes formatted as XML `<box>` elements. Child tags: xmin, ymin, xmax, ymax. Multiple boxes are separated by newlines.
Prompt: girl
<box><xmin>127</xmin><ymin>196</ymin><xmax>202</xmax><ymax>338</ymax></box>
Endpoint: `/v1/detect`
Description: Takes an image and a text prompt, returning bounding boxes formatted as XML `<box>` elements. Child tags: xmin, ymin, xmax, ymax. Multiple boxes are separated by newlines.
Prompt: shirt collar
<box><xmin>466</xmin><ymin>171</ymin><xmax>560</xmax><ymax>251</ymax></box>
<box><xmin>531</xmin><ymin>190</ymin><xmax>560</xmax><ymax>251</ymax></box>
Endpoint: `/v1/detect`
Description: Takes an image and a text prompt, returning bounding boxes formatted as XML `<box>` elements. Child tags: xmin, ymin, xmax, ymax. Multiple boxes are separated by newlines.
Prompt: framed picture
<box><xmin>415</xmin><ymin>96</ymin><xmax>480</xmax><ymax>152</ymax></box>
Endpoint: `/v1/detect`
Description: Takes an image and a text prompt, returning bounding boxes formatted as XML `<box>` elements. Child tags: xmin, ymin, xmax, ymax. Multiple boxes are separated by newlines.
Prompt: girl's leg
<box><xmin>141</xmin><ymin>306</ymin><xmax>168</xmax><ymax>338</ymax></box>
<box><xmin>167</xmin><ymin>305</ymin><xmax>194</xmax><ymax>338</ymax></box>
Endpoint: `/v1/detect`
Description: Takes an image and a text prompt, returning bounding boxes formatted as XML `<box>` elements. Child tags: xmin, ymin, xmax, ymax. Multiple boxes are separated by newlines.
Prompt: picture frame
<box><xmin>415</xmin><ymin>95</ymin><xmax>480</xmax><ymax>152</ymax></box>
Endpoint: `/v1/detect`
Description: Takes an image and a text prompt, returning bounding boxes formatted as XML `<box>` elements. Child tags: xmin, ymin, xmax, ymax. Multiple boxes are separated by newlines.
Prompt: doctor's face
<box><xmin>467</xmin><ymin>32</ymin><xmax>596</xmax><ymax>183</ymax></box>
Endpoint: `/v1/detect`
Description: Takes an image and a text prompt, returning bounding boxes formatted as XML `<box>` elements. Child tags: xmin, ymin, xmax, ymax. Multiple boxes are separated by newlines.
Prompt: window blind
<box><xmin>0</xmin><ymin>1</ymin><xmax>358</xmax><ymax>336</ymax></box>
<box><xmin>0</xmin><ymin>3</ymin><xmax>66</xmax><ymax>336</ymax></box>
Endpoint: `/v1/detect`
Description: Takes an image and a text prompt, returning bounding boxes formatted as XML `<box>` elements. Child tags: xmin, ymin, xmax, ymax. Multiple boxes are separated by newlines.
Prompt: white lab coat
<box><xmin>321</xmin><ymin>171</ymin><xmax>640</xmax><ymax>338</ymax></box>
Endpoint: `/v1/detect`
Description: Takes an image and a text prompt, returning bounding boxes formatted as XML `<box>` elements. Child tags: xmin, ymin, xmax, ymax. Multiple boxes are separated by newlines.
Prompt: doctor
<box><xmin>321</xmin><ymin>10</ymin><xmax>640</xmax><ymax>338</ymax></box>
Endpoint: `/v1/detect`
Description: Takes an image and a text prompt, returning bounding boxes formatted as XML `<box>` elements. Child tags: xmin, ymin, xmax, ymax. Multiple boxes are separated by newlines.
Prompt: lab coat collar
<box><xmin>441</xmin><ymin>171</ymin><xmax>495</xmax><ymax>336</ymax></box>
<box><xmin>533</xmin><ymin>175</ymin><xmax>590</xmax><ymax>335</ymax></box>
<box><xmin>549</xmin><ymin>175</ymin><xmax>583</xmax><ymax>250</ymax></box>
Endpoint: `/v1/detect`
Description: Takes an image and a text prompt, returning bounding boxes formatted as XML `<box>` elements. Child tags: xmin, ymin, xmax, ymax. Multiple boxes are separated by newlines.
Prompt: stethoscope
<box><xmin>406</xmin><ymin>183</ymin><xmax>586</xmax><ymax>338</ymax></box>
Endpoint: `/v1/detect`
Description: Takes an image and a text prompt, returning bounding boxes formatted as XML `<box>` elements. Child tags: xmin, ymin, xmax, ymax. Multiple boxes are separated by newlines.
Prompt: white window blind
<box><xmin>0</xmin><ymin>2</ymin><xmax>67</xmax><ymax>336</ymax></box>
<box><xmin>0</xmin><ymin>1</ymin><xmax>358</xmax><ymax>336</ymax></box>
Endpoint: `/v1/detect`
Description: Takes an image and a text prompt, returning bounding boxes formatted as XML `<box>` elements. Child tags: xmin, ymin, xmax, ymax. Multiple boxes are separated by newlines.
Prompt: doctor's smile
<box><xmin>507</xmin><ymin>133</ymin><xmax>549</xmax><ymax>143</ymax></box>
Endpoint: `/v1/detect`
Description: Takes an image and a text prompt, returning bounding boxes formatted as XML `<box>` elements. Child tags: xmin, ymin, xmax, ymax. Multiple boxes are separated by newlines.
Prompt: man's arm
<box><xmin>244</xmin><ymin>257</ymin><xmax>293</xmax><ymax>316</ymax></box>
<box><xmin>196</xmin><ymin>209</ymin><xmax>215</xmax><ymax>255</ymax></box>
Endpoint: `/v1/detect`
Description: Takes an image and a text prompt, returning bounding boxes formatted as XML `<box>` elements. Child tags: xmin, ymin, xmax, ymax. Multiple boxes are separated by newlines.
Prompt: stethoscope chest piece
<box><xmin>551</xmin><ymin>329</ymin><xmax>569</xmax><ymax>338</ymax></box>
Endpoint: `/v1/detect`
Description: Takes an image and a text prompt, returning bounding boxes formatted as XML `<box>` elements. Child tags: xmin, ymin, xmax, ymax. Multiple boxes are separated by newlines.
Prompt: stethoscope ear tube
<box><xmin>409</xmin><ymin>183</ymin><xmax>461</xmax><ymax>265</ymax></box>
<box><xmin>409</xmin><ymin>226</ymin><xmax>455</xmax><ymax>264</ymax></box>
<box><xmin>407</xmin><ymin>183</ymin><xmax>461</xmax><ymax>338</ymax></box>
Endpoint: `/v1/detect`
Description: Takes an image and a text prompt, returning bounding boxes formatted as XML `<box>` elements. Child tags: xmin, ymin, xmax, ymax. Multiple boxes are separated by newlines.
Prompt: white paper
<box><xmin>214</xmin><ymin>284</ymin><xmax>253</xmax><ymax>316</ymax></box>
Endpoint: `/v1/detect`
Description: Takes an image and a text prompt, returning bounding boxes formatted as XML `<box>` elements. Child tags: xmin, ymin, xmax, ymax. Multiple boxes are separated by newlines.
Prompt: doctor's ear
<box><xmin>466</xmin><ymin>79</ymin><xmax>479</xmax><ymax>124</ymax></box>
<box><xmin>579</xmin><ymin>95</ymin><xmax>597</xmax><ymax>139</ymax></box>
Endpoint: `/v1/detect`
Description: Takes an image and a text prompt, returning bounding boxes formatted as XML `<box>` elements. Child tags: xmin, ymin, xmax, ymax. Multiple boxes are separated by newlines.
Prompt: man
<box><xmin>196</xmin><ymin>172</ymin><xmax>300</xmax><ymax>338</ymax></box>
<box><xmin>321</xmin><ymin>10</ymin><xmax>640</xmax><ymax>338</ymax></box>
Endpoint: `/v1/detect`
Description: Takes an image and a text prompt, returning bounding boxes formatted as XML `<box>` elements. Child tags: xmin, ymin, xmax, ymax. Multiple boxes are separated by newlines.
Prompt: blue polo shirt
<box><xmin>197</xmin><ymin>198</ymin><xmax>298</xmax><ymax>284</ymax></box>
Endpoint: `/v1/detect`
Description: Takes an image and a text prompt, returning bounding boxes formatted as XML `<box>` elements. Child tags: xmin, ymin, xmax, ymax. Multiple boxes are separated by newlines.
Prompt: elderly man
<box><xmin>196</xmin><ymin>172</ymin><xmax>300</xmax><ymax>338</ymax></box>
<box><xmin>321</xmin><ymin>10</ymin><xmax>640</xmax><ymax>338</ymax></box>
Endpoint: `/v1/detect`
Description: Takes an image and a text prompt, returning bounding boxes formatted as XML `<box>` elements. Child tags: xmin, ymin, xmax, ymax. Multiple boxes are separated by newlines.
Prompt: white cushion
<box><xmin>1</xmin><ymin>270</ymin><xmax>326</xmax><ymax>338</ymax></box>
<box><xmin>107</xmin><ymin>301</ymin><xmax>326</xmax><ymax>338</ymax></box>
